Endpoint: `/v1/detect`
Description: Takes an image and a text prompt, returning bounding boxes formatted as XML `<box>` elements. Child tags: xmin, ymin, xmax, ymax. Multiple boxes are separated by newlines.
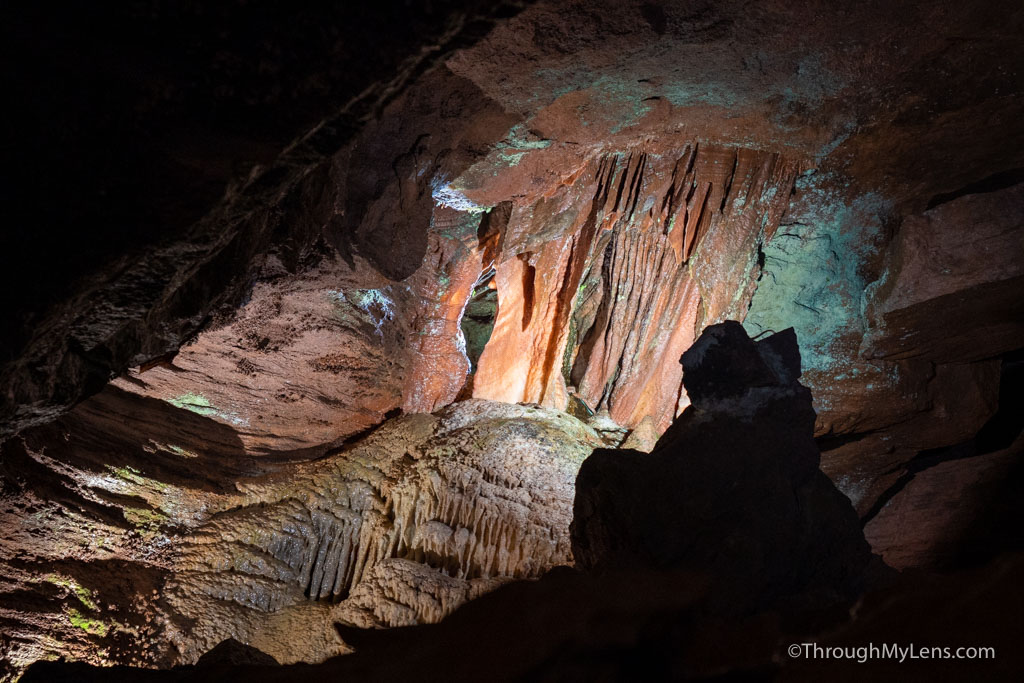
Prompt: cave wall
<box><xmin>471</xmin><ymin>143</ymin><xmax>796</xmax><ymax>432</ymax></box>
<box><xmin>2</xmin><ymin>0</ymin><xmax>1023</xmax><ymax>677</ymax></box>
<box><xmin>0</xmin><ymin>398</ymin><xmax>600</xmax><ymax>667</ymax></box>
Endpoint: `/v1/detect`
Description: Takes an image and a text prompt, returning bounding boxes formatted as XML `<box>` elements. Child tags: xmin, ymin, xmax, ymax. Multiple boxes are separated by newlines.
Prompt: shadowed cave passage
<box><xmin>3</xmin><ymin>0</ymin><xmax>1024</xmax><ymax>681</ymax></box>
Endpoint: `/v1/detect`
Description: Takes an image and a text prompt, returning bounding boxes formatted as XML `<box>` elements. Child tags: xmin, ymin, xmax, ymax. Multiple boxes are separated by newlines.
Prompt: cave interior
<box><xmin>2</xmin><ymin>1</ymin><xmax>1023</xmax><ymax>681</ymax></box>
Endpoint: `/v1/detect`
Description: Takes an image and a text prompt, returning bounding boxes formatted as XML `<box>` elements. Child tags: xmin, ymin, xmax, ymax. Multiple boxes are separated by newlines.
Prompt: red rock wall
<box><xmin>472</xmin><ymin>143</ymin><xmax>796</xmax><ymax>431</ymax></box>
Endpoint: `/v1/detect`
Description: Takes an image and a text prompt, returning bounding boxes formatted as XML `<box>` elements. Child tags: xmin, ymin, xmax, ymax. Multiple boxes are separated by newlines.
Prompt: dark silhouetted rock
<box><xmin>677</xmin><ymin>321</ymin><xmax>783</xmax><ymax>403</ymax></box>
<box><xmin>572</xmin><ymin>322</ymin><xmax>872</xmax><ymax>612</ymax></box>
<box><xmin>195</xmin><ymin>639</ymin><xmax>278</xmax><ymax>668</ymax></box>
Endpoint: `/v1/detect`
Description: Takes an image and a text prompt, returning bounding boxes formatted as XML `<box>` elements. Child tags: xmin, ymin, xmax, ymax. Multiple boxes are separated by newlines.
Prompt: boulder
<box><xmin>572</xmin><ymin>321</ymin><xmax>871</xmax><ymax>612</ymax></box>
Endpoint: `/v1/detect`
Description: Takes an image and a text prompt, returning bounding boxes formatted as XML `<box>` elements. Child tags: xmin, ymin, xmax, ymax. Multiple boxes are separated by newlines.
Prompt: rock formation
<box><xmin>572</xmin><ymin>322</ymin><xmax>871</xmax><ymax>611</ymax></box>
<box><xmin>1</xmin><ymin>399</ymin><xmax>601</xmax><ymax>668</ymax></box>
<box><xmin>23</xmin><ymin>322</ymin><xmax>1020</xmax><ymax>683</ymax></box>
<box><xmin>470</xmin><ymin>145</ymin><xmax>796</xmax><ymax>433</ymax></box>
<box><xmin>2</xmin><ymin>0</ymin><xmax>1023</xmax><ymax>678</ymax></box>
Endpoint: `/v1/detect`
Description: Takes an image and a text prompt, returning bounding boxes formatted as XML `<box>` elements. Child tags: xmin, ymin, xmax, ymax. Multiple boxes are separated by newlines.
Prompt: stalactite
<box><xmin>153</xmin><ymin>401</ymin><xmax>601</xmax><ymax>658</ymax></box>
<box><xmin>471</xmin><ymin>141</ymin><xmax>794</xmax><ymax>432</ymax></box>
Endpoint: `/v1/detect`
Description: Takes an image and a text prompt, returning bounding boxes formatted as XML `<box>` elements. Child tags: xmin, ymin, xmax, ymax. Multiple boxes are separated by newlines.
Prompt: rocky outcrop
<box><xmin>572</xmin><ymin>322</ymin><xmax>871</xmax><ymax>611</ymax></box>
<box><xmin>108</xmin><ymin>258</ymin><xmax>407</xmax><ymax>456</ymax></box>
<box><xmin>0</xmin><ymin>399</ymin><xmax>602</xmax><ymax>671</ymax></box>
<box><xmin>862</xmin><ymin>182</ymin><xmax>1024</xmax><ymax>364</ymax></box>
<box><xmin>863</xmin><ymin>431</ymin><xmax>1024</xmax><ymax>571</ymax></box>
<box><xmin>743</xmin><ymin>173</ymin><xmax>1022</xmax><ymax>524</ymax></box>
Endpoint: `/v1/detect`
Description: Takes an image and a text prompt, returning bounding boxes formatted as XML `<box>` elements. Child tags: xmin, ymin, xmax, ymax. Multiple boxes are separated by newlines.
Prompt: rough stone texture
<box><xmin>620</xmin><ymin>416</ymin><xmax>659</xmax><ymax>453</ymax></box>
<box><xmin>107</xmin><ymin>206</ymin><xmax>485</xmax><ymax>456</ymax></box>
<box><xmin>571</xmin><ymin>322</ymin><xmax>871</xmax><ymax>612</ymax></box>
<box><xmin>331</xmin><ymin>558</ymin><xmax>505</xmax><ymax>629</ymax></box>
<box><xmin>471</xmin><ymin>144</ymin><xmax>796</xmax><ymax>433</ymax></box>
<box><xmin>108</xmin><ymin>258</ymin><xmax>406</xmax><ymax>456</ymax></box>
<box><xmin>2</xmin><ymin>0</ymin><xmax>1024</xmax><ymax>677</ymax></box>
<box><xmin>0</xmin><ymin>399</ymin><xmax>601</xmax><ymax>672</ymax></box>
<box><xmin>863</xmin><ymin>433</ymin><xmax>1024</xmax><ymax>571</ymax></box>
<box><xmin>818</xmin><ymin>359</ymin><xmax>1003</xmax><ymax>516</ymax></box>
<box><xmin>744</xmin><ymin>176</ymin><xmax>1019</xmax><ymax>520</ymax></box>
<box><xmin>862</xmin><ymin>183</ymin><xmax>1024</xmax><ymax>364</ymax></box>
<box><xmin>20</xmin><ymin>553</ymin><xmax>1024</xmax><ymax>683</ymax></box>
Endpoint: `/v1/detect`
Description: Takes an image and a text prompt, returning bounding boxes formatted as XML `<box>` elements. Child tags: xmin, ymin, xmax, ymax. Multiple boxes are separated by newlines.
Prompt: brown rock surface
<box><xmin>864</xmin><ymin>442</ymin><xmax>1022</xmax><ymax>571</ymax></box>
<box><xmin>862</xmin><ymin>183</ymin><xmax>1024</xmax><ymax>364</ymax></box>
<box><xmin>109</xmin><ymin>258</ymin><xmax>406</xmax><ymax>456</ymax></box>
<box><xmin>819</xmin><ymin>359</ymin><xmax>1002</xmax><ymax>516</ymax></box>
<box><xmin>0</xmin><ymin>399</ymin><xmax>601</xmax><ymax>670</ymax></box>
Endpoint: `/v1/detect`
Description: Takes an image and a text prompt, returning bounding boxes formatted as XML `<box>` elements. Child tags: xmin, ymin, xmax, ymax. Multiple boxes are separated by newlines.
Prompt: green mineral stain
<box><xmin>497</xmin><ymin>123</ymin><xmax>553</xmax><ymax>153</ymax></box>
<box><xmin>167</xmin><ymin>391</ymin><xmax>247</xmax><ymax>427</ymax></box>
<box><xmin>46</xmin><ymin>575</ymin><xmax>97</xmax><ymax>611</ymax></box>
<box><xmin>168</xmin><ymin>392</ymin><xmax>217</xmax><ymax>417</ymax></box>
<box><xmin>500</xmin><ymin>150</ymin><xmax>527</xmax><ymax>167</ymax></box>
<box><xmin>743</xmin><ymin>174</ymin><xmax>892</xmax><ymax>377</ymax></box>
<box><xmin>67</xmin><ymin>608</ymin><xmax>109</xmax><ymax>637</ymax></box>
<box><xmin>110</xmin><ymin>465</ymin><xmax>140</xmax><ymax>481</ymax></box>
<box><xmin>123</xmin><ymin>507</ymin><xmax>167</xmax><ymax>531</ymax></box>
<box><xmin>106</xmin><ymin>465</ymin><xmax>169</xmax><ymax>491</ymax></box>
<box><xmin>167</xmin><ymin>444</ymin><xmax>198</xmax><ymax>459</ymax></box>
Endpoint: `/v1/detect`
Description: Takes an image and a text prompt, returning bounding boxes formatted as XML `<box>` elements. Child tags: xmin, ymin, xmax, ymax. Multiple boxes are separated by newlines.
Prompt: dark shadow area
<box><xmin>926</xmin><ymin>167</ymin><xmax>1024</xmax><ymax>210</ymax></box>
<box><xmin>18</xmin><ymin>384</ymin><xmax>255</xmax><ymax>492</ymax></box>
<box><xmin>0</xmin><ymin>0</ymin><xmax>528</xmax><ymax>362</ymax></box>
<box><xmin>859</xmin><ymin>348</ymin><xmax>1024</xmax><ymax>542</ymax></box>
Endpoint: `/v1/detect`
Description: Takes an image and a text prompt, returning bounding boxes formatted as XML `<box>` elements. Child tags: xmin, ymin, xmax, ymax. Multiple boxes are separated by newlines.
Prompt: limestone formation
<box><xmin>0</xmin><ymin>400</ymin><xmax>601</xmax><ymax>668</ymax></box>
<box><xmin>471</xmin><ymin>145</ymin><xmax>796</xmax><ymax>434</ymax></box>
<box><xmin>2</xmin><ymin>0</ymin><xmax>1023</xmax><ymax>679</ymax></box>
